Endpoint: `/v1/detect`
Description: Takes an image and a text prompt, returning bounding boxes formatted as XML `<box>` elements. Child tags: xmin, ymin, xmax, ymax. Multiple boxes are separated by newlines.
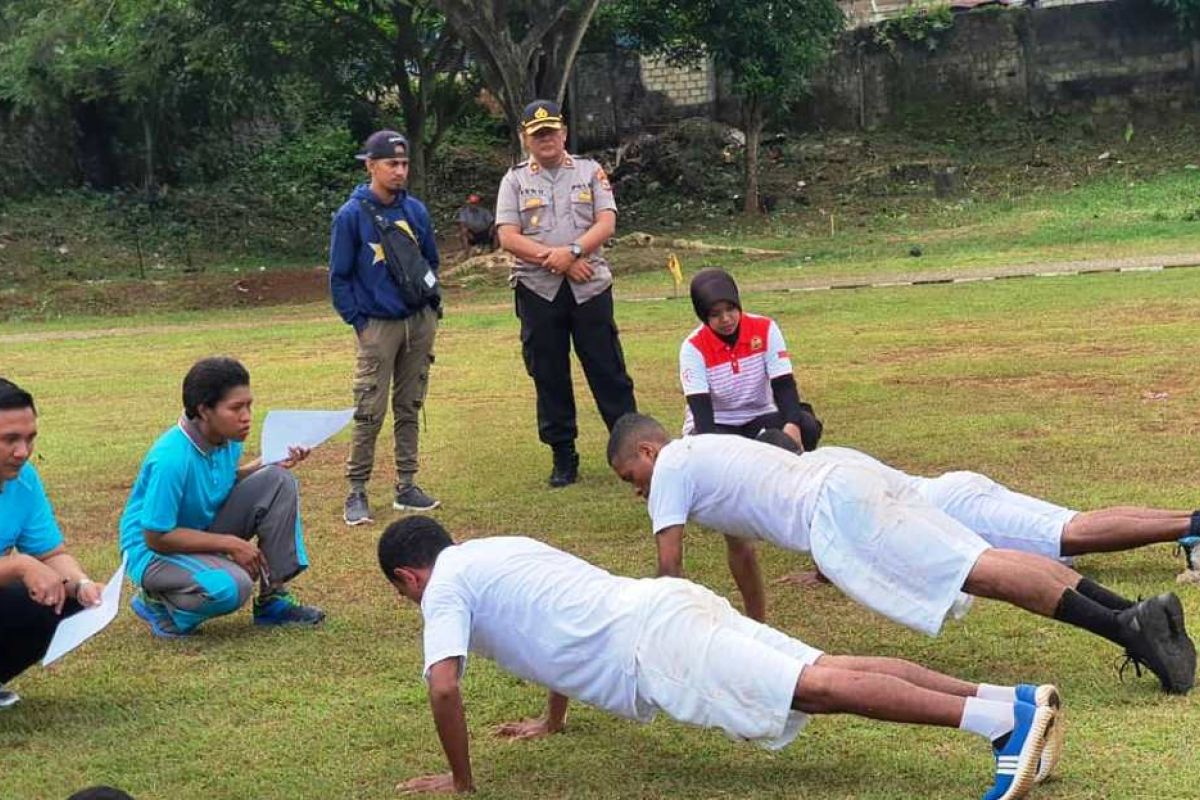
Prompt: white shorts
<box><xmin>914</xmin><ymin>471</ymin><xmax>1077</xmax><ymax>560</ymax></box>
<box><xmin>632</xmin><ymin>578</ymin><xmax>823</xmax><ymax>750</ymax></box>
<box><xmin>810</xmin><ymin>463</ymin><xmax>991</xmax><ymax>637</ymax></box>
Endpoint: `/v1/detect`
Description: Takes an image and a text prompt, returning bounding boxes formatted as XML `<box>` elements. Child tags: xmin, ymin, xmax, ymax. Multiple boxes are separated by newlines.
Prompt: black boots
<box><xmin>549</xmin><ymin>444</ymin><xmax>580</xmax><ymax>488</ymax></box>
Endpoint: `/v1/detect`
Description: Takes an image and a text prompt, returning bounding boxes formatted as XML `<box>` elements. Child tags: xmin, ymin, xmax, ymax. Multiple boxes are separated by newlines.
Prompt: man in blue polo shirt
<box><xmin>0</xmin><ymin>378</ymin><xmax>103</xmax><ymax>709</ymax></box>
<box><xmin>119</xmin><ymin>357</ymin><xmax>324</xmax><ymax>638</ymax></box>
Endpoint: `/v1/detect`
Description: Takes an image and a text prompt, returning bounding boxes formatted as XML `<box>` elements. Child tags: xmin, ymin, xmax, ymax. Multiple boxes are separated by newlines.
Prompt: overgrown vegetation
<box><xmin>871</xmin><ymin>2</ymin><xmax>955</xmax><ymax>54</ymax></box>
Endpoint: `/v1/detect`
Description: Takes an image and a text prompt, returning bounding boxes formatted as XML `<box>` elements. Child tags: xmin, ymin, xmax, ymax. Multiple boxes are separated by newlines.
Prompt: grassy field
<box><xmin>2</xmin><ymin>264</ymin><xmax>1199</xmax><ymax>799</ymax></box>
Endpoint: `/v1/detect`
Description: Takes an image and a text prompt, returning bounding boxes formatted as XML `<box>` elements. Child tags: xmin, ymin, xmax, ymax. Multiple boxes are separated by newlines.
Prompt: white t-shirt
<box><xmin>420</xmin><ymin>537</ymin><xmax>649</xmax><ymax>721</ymax></box>
<box><xmin>646</xmin><ymin>436</ymin><xmax>847</xmax><ymax>552</ymax></box>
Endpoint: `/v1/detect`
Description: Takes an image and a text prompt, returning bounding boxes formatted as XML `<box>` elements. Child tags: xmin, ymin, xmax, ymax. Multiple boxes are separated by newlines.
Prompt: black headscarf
<box><xmin>689</xmin><ymin>268</ymin><xmax>741</xmax><ymax>322</ymax></box>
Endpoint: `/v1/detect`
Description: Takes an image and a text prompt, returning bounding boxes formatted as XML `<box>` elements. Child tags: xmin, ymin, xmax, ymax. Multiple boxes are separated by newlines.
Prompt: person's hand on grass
<box><xmin>396</xmin><ymin>773</ymin><xmax>471</xmax><ymax>794</ymax></box>
<box><xmin>493</xmin><ymin>716</ymin><xmax>563</xmax><ymax>741</ymax></box>
<box><xmin>775</xmin><ymin>569</ymin><xmax>830</xmax><ymax>588</ymax></box>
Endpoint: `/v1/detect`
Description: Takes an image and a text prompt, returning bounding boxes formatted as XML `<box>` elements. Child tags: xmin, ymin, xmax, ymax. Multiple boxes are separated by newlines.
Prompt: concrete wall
<box><xmin>803</xmin><ymin>0</ymin><xmax>1199</xmax><ymax>129</ymax></box>
<box><xmin>569</xmin><ymin>0</ymin><xmax>1199</xmax><ymax>146</ymax></box>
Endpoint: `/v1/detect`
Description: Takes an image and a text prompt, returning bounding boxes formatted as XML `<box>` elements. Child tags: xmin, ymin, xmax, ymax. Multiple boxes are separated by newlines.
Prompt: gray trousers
<box><xmin>345</xmin><ymin>308</ymin><xmax>438</xmax><ymax>486</ymax></box>
<box><xmin>140</xmin><ymin>466</ymin><xmax>308</xmax><ymax>632</ymax></box>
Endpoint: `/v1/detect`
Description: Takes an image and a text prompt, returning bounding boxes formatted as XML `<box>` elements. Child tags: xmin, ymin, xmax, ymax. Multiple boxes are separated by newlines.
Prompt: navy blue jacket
<box><xmin>329</xmin><ymin>184</ymin><xmax>440</xmax><ymax>331</ymax></box>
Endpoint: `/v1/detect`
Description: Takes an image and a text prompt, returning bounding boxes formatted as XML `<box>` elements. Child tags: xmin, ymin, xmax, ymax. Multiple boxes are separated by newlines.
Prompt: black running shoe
<box><xmin>1117</xmin><ymin>593</ymin><xmax>1196</xmax><ymax>694</ymax></box>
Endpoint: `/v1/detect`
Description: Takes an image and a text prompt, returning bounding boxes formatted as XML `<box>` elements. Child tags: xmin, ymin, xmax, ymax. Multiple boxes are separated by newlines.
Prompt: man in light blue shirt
<box><xmin>119</xmin><ymin>357</ymin><xmax>324</xmax><ymax>638</ymax></box>
<box><xmin>0</xmin><ymin>378</ymin><xmax>103</xmax><ymax>708</ymax></box>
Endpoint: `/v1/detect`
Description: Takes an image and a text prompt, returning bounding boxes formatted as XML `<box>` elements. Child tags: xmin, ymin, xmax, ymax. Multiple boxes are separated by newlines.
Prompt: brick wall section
<box><xmin>570</xmin><ymin>0</ymin><xmax>1198</xmax><ymax>146</ymax></box>
<box><xmin>639</xmin><ymin>56</ymin><xmax>716</xmax><ymax>109</ymax></box>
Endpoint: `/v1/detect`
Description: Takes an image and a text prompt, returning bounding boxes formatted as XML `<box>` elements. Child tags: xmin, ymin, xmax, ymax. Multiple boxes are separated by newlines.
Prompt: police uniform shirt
<box><xmin>495</xmin><ymin>154</ymin><xmax>616</xmax><ymax>303</ymax></box>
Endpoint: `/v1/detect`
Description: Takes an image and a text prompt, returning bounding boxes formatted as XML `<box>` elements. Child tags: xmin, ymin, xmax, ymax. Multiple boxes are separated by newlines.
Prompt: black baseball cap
<box><xmin>521</xmin><ymin>100</ymin><xmax>564</xmax><ymax>134</ymax></box>
<box><xmin>357</xmin><ymin>130</ymin><xmax>409</xmax><ymax>161</ymax></box>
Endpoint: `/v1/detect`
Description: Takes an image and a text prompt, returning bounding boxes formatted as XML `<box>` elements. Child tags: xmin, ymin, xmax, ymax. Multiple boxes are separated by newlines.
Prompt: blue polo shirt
<box><xmin>119</xmin><ymin>420</ymin><xmax>243</xmax><ymax>584</ymax></box>
<box><xmin>0</xmin><ymin>462</ymin><xmax>64</xmax><ymax>558</ymax></box>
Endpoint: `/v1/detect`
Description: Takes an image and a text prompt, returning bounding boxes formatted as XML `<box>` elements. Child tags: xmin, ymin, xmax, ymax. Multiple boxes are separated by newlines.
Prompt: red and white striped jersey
<box><xmin>679</xmin><ymin>313</ymin><xmax>793</xmax><ymax>433</ymax></box>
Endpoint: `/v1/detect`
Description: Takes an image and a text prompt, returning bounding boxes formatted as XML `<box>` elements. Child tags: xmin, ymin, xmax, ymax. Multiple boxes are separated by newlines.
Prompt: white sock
<box><xmin>959</xmin><ymin>697</ymin><xmax>1016</xmax><ymax>742</ymax></box>
<box><xmin>976</xmin><ymin>683</ymin><xmax>1017</xmax><ymax>704</ymax></box>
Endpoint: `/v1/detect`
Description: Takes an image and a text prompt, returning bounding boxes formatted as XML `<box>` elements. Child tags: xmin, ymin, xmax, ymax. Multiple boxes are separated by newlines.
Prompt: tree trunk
<box><xmin>408</xmin><ymin>135</ymin><xmax>428</xmax><ymax>198</ymax></box>
<box><xmin>434</xmin><ymin>0</ymin><xmax>602</xmax><ymax>165</ymax></box>
<box><xmin>142</xmin><ymin>111</ymin><xmax>156</xmax><ymax>193</ymax></box>
<box><xmin>743</xmin><ymin>99</ymin><xmax>763</xmax><ymax>215</ymax></box>
<box><xmin>72</xmin><ymin>101</ymin><xmax>120</xmax><ymax>190</ymax></box>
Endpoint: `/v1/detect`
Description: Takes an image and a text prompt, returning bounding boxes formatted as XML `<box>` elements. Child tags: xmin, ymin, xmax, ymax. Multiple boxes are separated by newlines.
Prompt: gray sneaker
<box><xmin>343</xmin><ymin>489</ymin><xmax>373</xmax><ymax>526</ymax></box>
<box><xmin>0</xmin><ymin>686</ymin><xmax>20</xmax><ymax>709</ymax></box>
<box><xmin>394</xmin><ymin>484</ymin><xmax>441</xmax><ymax>512</ymax></box>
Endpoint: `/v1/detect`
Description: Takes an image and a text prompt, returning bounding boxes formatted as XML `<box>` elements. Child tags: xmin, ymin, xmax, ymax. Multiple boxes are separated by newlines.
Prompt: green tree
<box><xmin>433</xmin><ymin>0</ymin><xmax>602</xmax><ymax>158</ymax></box>
<box><xmin>0</xmin><ymin>0</ymin><xmax>209</xmax><ymax>189</ymax></box>
<box><xmin>208</xmin><ymin>0</ymin><xmax>480</xmax><ymax>196</ymax></box>
<box><xmin>606</xmin><ymin>0</ymin><xmax>844</xmax><ymax>214</ymax></box>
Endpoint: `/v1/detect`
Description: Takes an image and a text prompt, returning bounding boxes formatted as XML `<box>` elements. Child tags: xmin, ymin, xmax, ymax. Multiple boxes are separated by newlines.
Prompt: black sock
<box><xmin>1053</xmin><ymin>588</ymin><xmax>1125</xmax><ymax>646</ymax></box>
<box><xmin>1075</xmin><ymin>578</ymin><xmax>1135</xmax><ymax>611</ymax></box>
<box><xmin>1189</xmin><ymin>511</ymin><xmax>1200</xmax><ymax>538</ymax></box>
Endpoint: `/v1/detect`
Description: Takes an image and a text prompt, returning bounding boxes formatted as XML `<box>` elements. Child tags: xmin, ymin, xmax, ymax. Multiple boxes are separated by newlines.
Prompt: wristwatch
<box><xmin>569</xmin><ymin>242</ymin><xmax>583</xmax><ymax>258</ymax></box>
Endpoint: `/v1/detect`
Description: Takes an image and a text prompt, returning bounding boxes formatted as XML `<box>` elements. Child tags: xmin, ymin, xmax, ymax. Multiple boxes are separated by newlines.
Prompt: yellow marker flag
<box><xmin>666</xmin><ymin>252</ymin><xmax>683</xmax><ymax>296</ymax></box>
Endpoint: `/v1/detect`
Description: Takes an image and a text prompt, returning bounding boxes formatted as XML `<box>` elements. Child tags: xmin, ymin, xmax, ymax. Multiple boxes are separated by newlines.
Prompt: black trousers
<box><xmin>516</xmin><ymin>282</ymin><xmax>637</xmax><ymax>446</ymax></box>
<box><xmin>0</xmin><ymin>581</ymin><xmax>82</xmax><ymax>683</ymax></box>
<box><xmin>715</xmin><ymin>407</ymin><xmax>823</xmax><ymax>452</ymax></box>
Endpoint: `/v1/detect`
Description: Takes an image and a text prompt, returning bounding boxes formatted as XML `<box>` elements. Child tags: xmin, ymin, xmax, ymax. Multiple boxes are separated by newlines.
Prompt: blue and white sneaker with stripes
<box><xmin>131</xmin><ymin>593</ymin><xmax>191</xmax><ymax>639</ymax></box>
<box><xmin>982</xmin><ymin>699</ymin><xmax>1054</xmax><ymax>800</ymax></box>
<box><xmin>1015</xmin><ymin>683</ymin><xmax>1063</xmax><ymax>784</ymax></box>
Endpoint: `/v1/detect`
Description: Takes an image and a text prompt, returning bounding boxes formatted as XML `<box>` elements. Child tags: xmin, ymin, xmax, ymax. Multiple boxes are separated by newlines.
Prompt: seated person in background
<box><xmin>680</xmin><ymin>268</ymin><xmax>821</xmax><ymax>452</ymax></box>
<box><xmin>380</xmin><ymin>515</ymin><xmax>1062</xmax><ymax>800</ymax></box>
<box><xmin>0</xmin><ymin>378</ymin><xmax>103</xmax><ymax>709</ymax></box>
<box><xmin>454</xmin><ymin>193</ymin><xmax>495</xmax><ymax>255</ymax></box>
<box><xmin>119</xmin><ymin>357</ymin><xmax>324</xmax><ymax>638</ymax></box>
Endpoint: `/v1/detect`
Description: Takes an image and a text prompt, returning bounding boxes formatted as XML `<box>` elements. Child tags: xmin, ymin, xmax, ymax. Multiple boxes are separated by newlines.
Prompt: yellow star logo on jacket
<box><xmin>369</xmin><ymin>242</ymin><xmax>386</xmax><ymax>264</ymax></box>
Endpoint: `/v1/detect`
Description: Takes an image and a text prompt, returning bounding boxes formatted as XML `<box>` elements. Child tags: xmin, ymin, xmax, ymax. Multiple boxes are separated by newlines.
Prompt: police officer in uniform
<box><xmin>496</xmin><ymin>100</ymin><xmax>637</xmax><ymax>487</ymax></box>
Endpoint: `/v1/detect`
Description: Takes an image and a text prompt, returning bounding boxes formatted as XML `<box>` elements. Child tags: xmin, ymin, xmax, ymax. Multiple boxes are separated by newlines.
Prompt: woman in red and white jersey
<box><xmin>678</xmin><ymin>268</ymin><xmax>822</xmax><ymax>451</ymax></box>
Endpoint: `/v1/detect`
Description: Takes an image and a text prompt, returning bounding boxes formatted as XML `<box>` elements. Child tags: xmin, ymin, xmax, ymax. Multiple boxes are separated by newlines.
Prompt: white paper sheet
<box><xmin>260</xmin><ymin>408</ymin><xmax>355</xmax><ymax>464</ymax></box>
<box><xmin>42</xmin><ymin>558</ymin><xmax>126</xmax><ymax>667</ymax></box>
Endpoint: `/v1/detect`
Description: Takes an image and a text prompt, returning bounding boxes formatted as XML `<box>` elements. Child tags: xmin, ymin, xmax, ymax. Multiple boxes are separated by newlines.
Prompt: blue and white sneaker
<box><xmin>1015</xmin><ymin>684</ymin><xmax>1063</xmax><ymax>784</ymax></box>
<box><xmin>0</xmin><ymin>686</ymin><xmax>20</xmax><ymax>709</ymax></box>
<box><xmin>1177</xmin><ymin>535</ymin><xmax>1199</xmax><ymax>572</ymax></box>
<box><xmin>131</xmin><ymin>593</ymin><xmax>190</xmax><ymax>639</ymax></box>
<box><xmin>982</xmin><ymin>700</ymin><xmax>1054</xmax><ymax>800</ymax></box>
<box><xmin>253</xmin><ymin>591</ymin><xmax>325</xmax><ymax>626</ymax></box>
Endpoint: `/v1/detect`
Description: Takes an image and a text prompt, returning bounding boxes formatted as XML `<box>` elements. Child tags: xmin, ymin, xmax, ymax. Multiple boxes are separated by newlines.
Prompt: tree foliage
<box><xmin>0</xmin><ymin>0</ymin><xmax>482</xmax><ymax>195</ymax></box>
<box><xmin>604</xmin><ymin>0</ymin><xmax>844</xmax><ymax>213</ymax></box>
<box><xmin>434</xmin><ymin>0</ymin><xmax>602</xmax><ymax>157</ymax></box>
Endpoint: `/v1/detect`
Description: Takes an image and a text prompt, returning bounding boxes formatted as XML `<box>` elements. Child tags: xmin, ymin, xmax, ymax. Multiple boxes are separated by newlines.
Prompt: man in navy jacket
<box><xmin>330</xmin><ymin>130</ymin><xmax>441</xmax><ymax>525</ymax></box>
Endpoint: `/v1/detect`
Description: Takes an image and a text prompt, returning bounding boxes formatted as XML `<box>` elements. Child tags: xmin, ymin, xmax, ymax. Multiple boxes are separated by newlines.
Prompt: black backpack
<box><xmin>359</xmin><ymin>199</ymin><xmax>441</xmax><ymax>313</ymax></box>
